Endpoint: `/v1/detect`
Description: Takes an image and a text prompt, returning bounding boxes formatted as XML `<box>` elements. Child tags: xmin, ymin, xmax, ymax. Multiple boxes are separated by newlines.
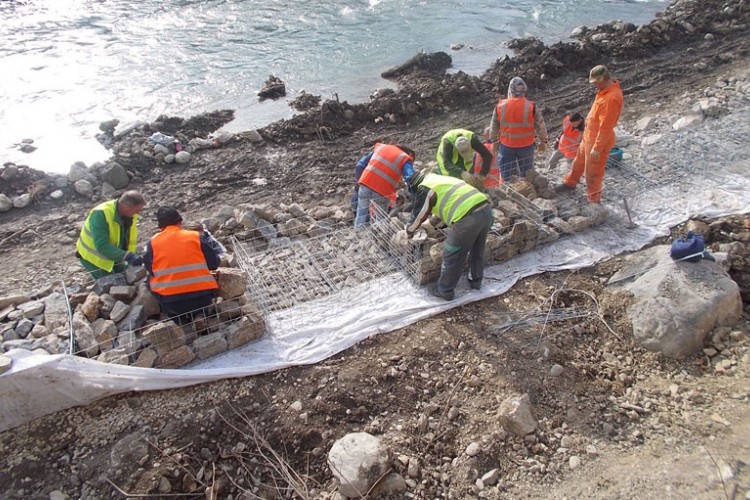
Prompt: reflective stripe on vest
<box><xmin>149</xmin><ymin>227</ymin><xmax>218</xmax><ymax>296</ymax></box>
<box><xmin>420</xmin><ymin>173</ymin><xmax>488</xmax><ymax>226</ymax></box>
<box><xmin>436</xmin><ymin>129</ymin><xmax>475</xmax><ymax>175</ymax></box>
<box><xmin>558</xmin><ymin>115</ymin><xmax>582</xmax><ymax>159</ymax></box>
<box><xmin>359</xmin><ymin>144</ymin><xmax>410</xmax><ymax>196</ymax></box>
<box><xmin>76</xmin><ymin>199</ymin><xmax>138</xmax><ymax>272</ymax></box>
<box><xmin>497</xmin><ymin>98</ymin><xmax>536</xmax><ymax>147</ymax></box>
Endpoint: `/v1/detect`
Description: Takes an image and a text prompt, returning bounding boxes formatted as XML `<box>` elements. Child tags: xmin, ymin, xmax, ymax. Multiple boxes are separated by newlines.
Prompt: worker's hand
<box><xmin>590</xmin><ymin>149</ymin><xmax>601</xmax><ymax>162</ymax></box>
<box><xmin>537</xmin><ymin>141</ymin><xmax>548</xmax><ymax>153</ymax></box>
<box><xmin>491</xmin><ymin>142</ymin><xmax>499</xmax><ymax>156</ymax></box>
<box><xmin>461</xmin><ymin>171</ymin><xmax>486</xmax><ymax>191</ymax></box>
<box><xmin>124</xmin><ymin>251</ymin><xmax>143</xmax><ymax>266</ymax></box>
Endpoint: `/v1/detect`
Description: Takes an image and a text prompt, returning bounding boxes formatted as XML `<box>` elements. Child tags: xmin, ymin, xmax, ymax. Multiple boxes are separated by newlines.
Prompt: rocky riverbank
<box><xmin>1</xmin><ymin>0</ymin><xmax>750</xmax><ymax>498</ymax></box>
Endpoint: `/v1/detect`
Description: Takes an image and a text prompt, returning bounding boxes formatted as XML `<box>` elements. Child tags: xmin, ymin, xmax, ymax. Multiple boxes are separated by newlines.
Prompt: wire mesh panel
<box><xmin>233</xmin><ymin>207</ymin><xmax>422</xmax><ymax>324</ymax></box>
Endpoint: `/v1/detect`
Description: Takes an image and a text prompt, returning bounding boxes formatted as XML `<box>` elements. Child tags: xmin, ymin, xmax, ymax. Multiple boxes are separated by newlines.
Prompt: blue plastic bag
<box><xmin>670</xmin><ymin>231</ymin><xmax>713</xmax><ymax>262</ymax></box>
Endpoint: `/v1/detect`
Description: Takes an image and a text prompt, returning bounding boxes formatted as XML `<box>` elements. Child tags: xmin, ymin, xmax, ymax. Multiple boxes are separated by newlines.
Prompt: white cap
<box><xmin>455</xmin><ymin>136</ymin><xmax>472</xmax><ymax>159</ymax></box>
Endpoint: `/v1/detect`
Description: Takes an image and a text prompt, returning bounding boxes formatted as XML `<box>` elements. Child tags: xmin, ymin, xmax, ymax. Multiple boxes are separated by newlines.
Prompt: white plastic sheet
<box><xmin>2</xmin><ymin>172</ymin><xmax>749</xmax><ymax>432</ymax></box>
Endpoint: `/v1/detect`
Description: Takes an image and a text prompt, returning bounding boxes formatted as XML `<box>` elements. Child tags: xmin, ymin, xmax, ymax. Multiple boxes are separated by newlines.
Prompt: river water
<box><xmin>0</xmin><ymin>0</ymin><xmax>665</xmax><ymax>173</ymax></box>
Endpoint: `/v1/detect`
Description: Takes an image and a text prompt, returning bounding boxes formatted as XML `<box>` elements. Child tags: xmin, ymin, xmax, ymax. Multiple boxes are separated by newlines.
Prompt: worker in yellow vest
<box><xmin>406</xmin><ymin>172</ymin><xmax>494</xmax><ymax>300</ymax></box>
<box><xmin>76</xmin><ymin>191</ymin><xmax>146</xmax><ymax>279</ymax></box>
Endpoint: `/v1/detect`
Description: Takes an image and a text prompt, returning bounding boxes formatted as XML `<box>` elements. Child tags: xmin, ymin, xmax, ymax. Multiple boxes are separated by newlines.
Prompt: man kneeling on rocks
<box><xmin>144</xmin><ymin>207</ymin><xmax>220</xmax><ymax>323</ymax></box>
<box><xmin>406</xmin><ymin>172</ymin><xmax>494</xmax><ymax>300</ymax></box>
<box><xmin>76</xmin><ymin>190</ymin><xmax>146</xmax><ymax>279</ymax></box>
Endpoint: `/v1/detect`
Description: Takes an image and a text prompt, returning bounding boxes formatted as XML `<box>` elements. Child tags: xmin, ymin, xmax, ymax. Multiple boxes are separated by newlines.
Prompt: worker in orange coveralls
<box><xmin>560</xmin><ymin>65</ymin><xmax>623</xmax><ymax>203</ymax></box>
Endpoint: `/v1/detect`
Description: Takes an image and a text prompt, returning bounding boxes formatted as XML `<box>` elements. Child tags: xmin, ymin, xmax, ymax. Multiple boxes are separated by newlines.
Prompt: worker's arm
<box><xmin>354</xmin><ymin>152</ymin><xmax>372</xmax><ymax>183</ymax></box>
<box><xmin>407</xmin><ymin>189</ymin><xmax>437</xmax><ymax>234</ymax></box>
<box><xmin>89</xmin><ymin>210</ymin><xmax>128</xmax><ymax>262</ymax></box>
<box><xmin>143</xmin><ymin>241</ymin><xmax>154</xmax><ymax>276</ymax></box>
<box><xmin>200</xmin><ymin>234</ymin><xmax>221</xmax><ymax>270</ymax></box>
<box><xmin>471</xmin><ymin>135</ymin><xmax>493</xmax><ymax>176</ymax></box>
<box><xmin>489</xmin><ymin>107</ymin><xmax>500</xmax><ymax>156</ymax></box>
<box><xmin>402</xmin><ymin>160</ymin><xmax>415</xmax><ymax>184</ymax></box>
<box><xmin>440</xmin><ymin>140</ymin><xmax>465</xmax><ymax>178</ymax></box>
<box><xmin>592</xmin><ymin>94</ymin><xmax>624</xmax><ymax>154</ymax></box>
<box><xmin>533</xmin><ymin>104</ymin><xmax>549</xmax><ymax>144</ymax></box>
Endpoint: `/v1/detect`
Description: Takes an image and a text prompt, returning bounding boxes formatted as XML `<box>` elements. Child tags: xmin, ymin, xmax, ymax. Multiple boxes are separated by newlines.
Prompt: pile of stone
<box><xmin>0</xmin><ymin>264</ymin><xmax>265</xmax><ymax>369</ymax></box>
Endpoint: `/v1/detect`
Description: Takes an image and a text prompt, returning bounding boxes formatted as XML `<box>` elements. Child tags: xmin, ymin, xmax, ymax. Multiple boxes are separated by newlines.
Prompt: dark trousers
<box><xmin>437</xmin><ymin>205</ymin><xmax>494</xmax><ymax>296</ymax></box>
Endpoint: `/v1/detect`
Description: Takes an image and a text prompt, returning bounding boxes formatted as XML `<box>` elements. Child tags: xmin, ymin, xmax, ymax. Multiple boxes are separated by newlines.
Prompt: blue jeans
<box><xmin>354</xmin><ymin>185</ymin><xmax>389</xmax><ymax>228</ymax></box>
<box><xmin>499</xmin><ymin>144</ymin><xmax>535</xmax><ymax>181</ymax></box>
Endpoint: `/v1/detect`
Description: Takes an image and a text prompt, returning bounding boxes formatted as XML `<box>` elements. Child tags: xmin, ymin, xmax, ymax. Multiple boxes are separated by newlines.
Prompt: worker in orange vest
<box><xmin>560</xmin><ymin>65</ymin><xmax>624</xmax><ymax>203</ymax></box>
<box><xmin>547</xmin><ymin>113</ymin><xmax>584</xmax><ymax>170</ymax></box>
<box><xmin>144</xmin><ymin>207</ymin><xmax>220</xmax><ymax>321</ymax></box>
<box><xmin>489</xmin><ymin>76</ymin><xmax>549</xmax><ymax>182</ymax></box>
<box><xmin>354</xmin><ymin>143</ymin><xmax>416</xmax><ymax>227</ymax></box>
<box><xmin>473</xmin><ymin>127</ymin><xmax>500</xmax><ymax>188</ymax></box>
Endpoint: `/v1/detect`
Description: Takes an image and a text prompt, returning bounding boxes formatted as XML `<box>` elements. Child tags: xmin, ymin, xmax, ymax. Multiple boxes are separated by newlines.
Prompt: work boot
<box><xmin>468</xmin><ymin>278</ymin><xmax>482</xmax><ymax>290</ymax></box>
<box><xmin>554</xmin><ymin>182</ymin><xmax>576</xmax><ymax>193</ymax></box>
<box><xmin>428</xmin><ymin>285</ymin><xmax>455</xmax><ymax>301</ymax></box>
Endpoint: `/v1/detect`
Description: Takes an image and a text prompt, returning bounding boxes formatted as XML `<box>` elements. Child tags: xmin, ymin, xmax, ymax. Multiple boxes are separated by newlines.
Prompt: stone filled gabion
<box><xmin>0</xmin><ymin>264</ymin><xmax>265</xmax><ymax>369</ymax></box>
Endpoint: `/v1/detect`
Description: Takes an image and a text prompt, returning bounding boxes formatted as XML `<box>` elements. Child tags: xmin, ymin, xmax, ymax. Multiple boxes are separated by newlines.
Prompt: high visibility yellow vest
<box><xmin>76</xmin><ymin>200</ymin><xmax>138</xmax><ymax>272</ymax></box>
<box><xmin>436</xmin><ymin>129</ymin><xmax>475</xmax><ymax>175</ymax></box>
<box><xmin>420</xmin><ymin>173</ymin><xmax>487</xmax><ymax>226</ymax></box>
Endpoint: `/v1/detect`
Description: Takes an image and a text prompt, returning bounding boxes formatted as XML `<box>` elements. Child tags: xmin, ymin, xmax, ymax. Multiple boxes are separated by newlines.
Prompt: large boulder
<box><xmin>610</xmin><ymin>245</ymin><xmax>742</xmax><ymax>358</ymax></box>
<box><xmin>100</xmin><ymin>162</ymin><xmax>130</xmax><ymax>189</ymax></box>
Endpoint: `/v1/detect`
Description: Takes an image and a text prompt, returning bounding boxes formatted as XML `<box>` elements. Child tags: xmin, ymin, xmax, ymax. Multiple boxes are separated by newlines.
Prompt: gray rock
<box><xmin>50</xmin><ymin>190</ymin><xmax>64</xmax><ymax>200</ymax></box>
<box><xmin>132</xmin><ymin>347</ymin><xmax>157</xmax><ymax>368</ymax></box>
<box><xmin>215</xmin><ymin>267</ymin><xmax>247</xmax><ymax>299</ymax></box>
<box><xmin>13</xmin><ymin>193</ymin><xmax>31</xmax><ymax>208</ymax></box>
<box><xmin>91</xmin><ymin>318</ymin><xmax>117</xmax><ymax>351</ymax></box>
<box><xmin>225</xmin><ymin>316</ymin><xmax>265</xmax><ymax>349</ymax></box>
<box><xmin>30</xmin><ymin>324</ymin><xmax>48</xmax><ymax>339</ymax></box>
<box><xmin>109</xmin><ymin>285</ymin><xmax>136</xmax><ymax>301</ymax></box>
<box><xmin>15</xmin><ymin>318</ymin><xmax>34</xmax><ymax>338</ymax></box>
<box><xmin>328</xmin><ymin>432</ymin><xmax>390</xmax><ymax>498</ymax></box>
<box><xmin>550</xmin><ymin>364</ymin><xmax>564</xmax><ymax>377</ymax></box>
<box><xmin>0</xmin><ymin>355</ymin><xmax>12</xmax><ymax>374</ymax></box>
<box><xmin>0</xmin><ymin>294</ymin><xmax>32</xmax><ymax>309</ymax></box>
<box><xmin>74</xmin><ymin>179</ymin><xmax>94</xmax><ymax>197</ymax></box>
<box><xmin>158</xmin><ymin>345</ymin><xmax>195</xmax><ymax>369</ymax></box>
<box><xmin>101</xmin><ymin>162</ymin><xmax>130</xmax><ymax>189</ymax></box>
<box><xmin>635</xmin><ymin>116</ymin><xmax>656</xmax><ymax>132</ymax></box>
<box><xmin>498</xmin><ymin>393</ymin><xmax>538</xmax><ymax>436</ymax></box>
<box><xmin>247</xmin><ymin>130</ymin><xmax>263</xmax><ymax>143</ymax></box>
<box><xmin>116</xmin><ymin>304</ymin><xmax>146</xmax><ymax>332</ymax></box>
<box><xmin>131</xmin><ymin>283</ymin><xmax>160</xmax><ymax>318</ymax></box>
<box><xmin>43</xmin><ymin>292</ymin><xmax>69</xmax><ymax>333</ymax></box>
<box><xmin>615</xmin><ymin>245</ymin><xmax>742</xmax><ymax>358</ymax></box>
<box><xmin>109</xmin><ymin>301</ymin><xmax>131</xmax><ymax>323</ymax></box>
<box><xmin>72</xmin><ymin>312</ymin><xmax>98</xmax><ymax>357</ymax></box>
<box><xmin>18</xmin><ymin>300</ymin><xmax>44</xmax><ymax>318</ymax></box>
<box><xmin>142</xmin><ymin>320</ymin><xmax>186</xmax><ymax>355</ymax></box>
<box><xmin>96</xmin><ymin>348</ymin><xmax>129</xmax><ymax>365</ymax></box>
<box><xmin>175</xmin><ymin>151</ymin><xmax>191</xmax><ymax>164</ymax></box>
<box><xmin>100</xmin><ymin>182</ymin><xmax>117</xmax><ymax>199</ymax></box>
<box><xmin>153</xmin><ymin>144</ymin><xmax>170</xmax><ymax>155</ymax></box>
<box><xmin>256</xmin><ymin>219</ymin><xmax>278</xmax><ymax>242</ymax></box>
<box><xmin>641</xmin><ymin>134</ymin><xmax>663</xmax><ymax>146</ymax></box>
<box><xmin>193</xmin><ymin>332</ymin><xmax>228</xmax><ymax>360</ymax></box>
<box><xmin>0</xmin><ymin>194</ymin><xmax>11</xmax><ymax>212</ymax></box>
<box><xmin>116</xmin><ymin>330</ymin><xmax>141</xmax><ymax>356</ymax></box>
<box><xmin>1</xmin><ymin>164</ymin><xmax>18</xmax><ymax>180</ymax></box>
<box><xmin>93</xmin><ymin>274</ymin><xmax>127</xmax><ymax>295</ymax></box>
<box><xmin>672</xmin><ymin>114</ymin><xmax>703</xmax><ymax>131</ymax></box>
<box><xmin>68</xmin><ymin>161</ymin><xmax>89</xmax><ymax>183</ymax></box>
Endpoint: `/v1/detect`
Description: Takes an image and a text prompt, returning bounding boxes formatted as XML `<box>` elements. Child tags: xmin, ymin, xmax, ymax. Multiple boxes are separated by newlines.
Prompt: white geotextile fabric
<box><xmin>2</xmin><ymin>172</ymin><xmax>749</xmax><ymax>432</ymax></box>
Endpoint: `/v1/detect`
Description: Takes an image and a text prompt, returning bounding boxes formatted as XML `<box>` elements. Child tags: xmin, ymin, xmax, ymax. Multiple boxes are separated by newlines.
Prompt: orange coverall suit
<box><xmin>563</xmin><ymin>81</ymin><xmax>623</xmax><ymax>202</ymax></box>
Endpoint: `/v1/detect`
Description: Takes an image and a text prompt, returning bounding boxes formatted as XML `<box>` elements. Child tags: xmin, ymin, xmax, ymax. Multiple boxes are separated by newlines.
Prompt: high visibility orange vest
<box><xmin>497</xmin><ymin>97</ymin><xmax>536</xmax><ymax>148</ymax></box>
<box><xmin>473</xmin><ymin>140</ymin><xmax>502</xmax><ymax>188</ymax></box>
<box><xmin>149</xmin><ymin>226</ymin><xmax>218</xmax><ymax>296</ymax></box>
<box><xmin>558</xmin><ymin>115</ymin><xmax>582</xmax><ymax>159</ymax></box>
<box><xmin>358</xmin><ymin>143</ymin><xmax>411</xmax><ymax>197</ymax></box>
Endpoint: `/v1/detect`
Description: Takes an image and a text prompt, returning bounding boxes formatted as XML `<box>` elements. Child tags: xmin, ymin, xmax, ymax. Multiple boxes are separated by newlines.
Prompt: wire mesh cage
<box><xmin>60</xmin><ymin>264</ymin><xmax>266</xmax><ymax>370</ymax></box>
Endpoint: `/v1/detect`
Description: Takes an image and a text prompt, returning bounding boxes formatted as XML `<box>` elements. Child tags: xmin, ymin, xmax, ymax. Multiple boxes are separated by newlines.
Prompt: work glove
<box><xmin>123</xmin><ymin>251</ymin><xmax>143</xmax><ymax>266</ymax></box>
